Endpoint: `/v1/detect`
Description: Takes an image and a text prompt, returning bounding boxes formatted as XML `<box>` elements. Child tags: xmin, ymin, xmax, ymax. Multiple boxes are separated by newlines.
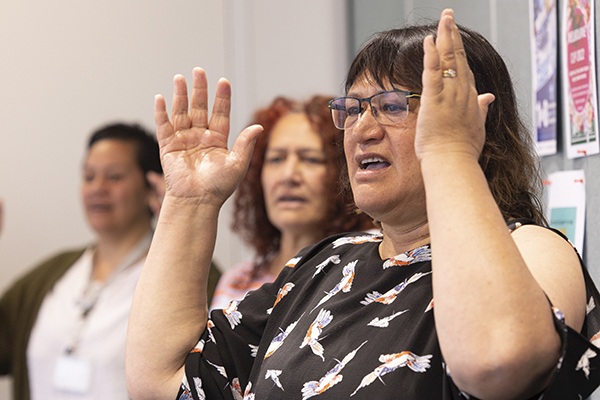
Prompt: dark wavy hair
<box><xmin>88</xmin><ymin>122</ymin><xmax>162</xmax><ymax>180</ymax></box>
<box><xmin>345</xmin><ymin>23</ymin><xmax>546</xmax><ymax>225</ymax></box>
<box><xmin>232</xmin><ymin>96</ymin><xmax>374</xmax><ymax>271</ymax></box>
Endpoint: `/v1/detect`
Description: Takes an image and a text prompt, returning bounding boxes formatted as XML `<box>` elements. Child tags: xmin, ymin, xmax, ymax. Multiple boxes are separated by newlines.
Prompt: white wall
<box><xmin>0</xmin><ymin>1</ymin><xmax>347</xmax><ymax>398</ymax></box>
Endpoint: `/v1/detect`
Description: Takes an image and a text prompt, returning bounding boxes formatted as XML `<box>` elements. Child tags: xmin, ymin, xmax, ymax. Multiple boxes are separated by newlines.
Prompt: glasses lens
<box><xmin>371</xmin><ymin>92</ymin><xmax>409</xmax><ymax>124</ymax></box>
<box><xmin>330</xmin><ymin>98</ymin><xmax>360</xmax><ymax>129</ymax></box>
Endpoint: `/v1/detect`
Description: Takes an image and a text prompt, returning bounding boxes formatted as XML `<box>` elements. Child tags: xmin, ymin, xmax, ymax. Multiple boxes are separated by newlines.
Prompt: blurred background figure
<box><xmin>0</xmin><ymin>123</ymin><xmax>220</xmax><ymax>400</ymax></box>
<box><xmin>210</xmin><ymin>96</ymin><xmax>375</xmax><ymax>310</ymax></box>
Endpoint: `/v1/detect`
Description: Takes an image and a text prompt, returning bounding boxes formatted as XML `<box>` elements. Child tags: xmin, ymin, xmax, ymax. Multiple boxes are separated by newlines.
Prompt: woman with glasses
<box><xmin>209</xmin><ymin>96</ymin><xmax>374</xmax><ymax>311</ymax></box>
<box><xmin>126</xmin><ymin>9</ymin><xmax>600</xmax><ymax>399</ymax></box>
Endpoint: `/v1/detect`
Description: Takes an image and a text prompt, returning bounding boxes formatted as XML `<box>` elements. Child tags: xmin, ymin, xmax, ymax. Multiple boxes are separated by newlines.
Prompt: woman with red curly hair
<box><xmin>210</xmin><ymin>96</ymin><xmax>374</xmax><ymax>310</ymax></box>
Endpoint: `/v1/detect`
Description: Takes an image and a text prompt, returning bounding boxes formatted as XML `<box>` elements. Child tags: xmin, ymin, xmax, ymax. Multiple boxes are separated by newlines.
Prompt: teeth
<box><xmin>361</xmin><ymin>157</ymin><xmax>385</xmax><ymax>165</ymax></box>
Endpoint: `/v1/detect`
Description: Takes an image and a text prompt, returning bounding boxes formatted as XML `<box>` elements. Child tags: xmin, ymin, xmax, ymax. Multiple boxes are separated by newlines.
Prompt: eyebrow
<box><xmin>345</xmin><ymin>92</ymin><xmax>366</xmax><ymax>99</ymax></box>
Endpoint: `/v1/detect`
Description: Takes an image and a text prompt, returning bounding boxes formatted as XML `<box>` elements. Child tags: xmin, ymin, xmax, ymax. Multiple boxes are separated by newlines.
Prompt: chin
<box><xmin>353</xmin><ymin>197</ymin><xmax>393</xmax><ymax>224</ymax></box>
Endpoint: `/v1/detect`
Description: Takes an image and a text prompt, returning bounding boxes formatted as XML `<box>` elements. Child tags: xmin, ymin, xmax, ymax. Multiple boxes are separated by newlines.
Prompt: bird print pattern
<box><xmin>177</xmin><ymin>223</ymin><xmax>600</xmax><ymax>399</ymax></box>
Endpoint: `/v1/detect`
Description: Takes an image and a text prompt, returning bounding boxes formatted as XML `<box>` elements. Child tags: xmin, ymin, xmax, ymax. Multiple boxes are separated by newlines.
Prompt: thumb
<box><xmin>478</xmin><ymin>93</ymin><xmax>495</xmax><ymax>120</ymax></box>
<box><xmin>231</xmin><ymin>124</ymin><xmax>264</xmax><ymax>165</ymax></box>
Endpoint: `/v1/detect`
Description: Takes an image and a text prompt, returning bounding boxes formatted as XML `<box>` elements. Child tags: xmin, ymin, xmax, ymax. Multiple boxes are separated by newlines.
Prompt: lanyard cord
<box><xmin>65</xmin><ymin>232</ymin><xmax>153</xmax><ymax>355</ymax></box>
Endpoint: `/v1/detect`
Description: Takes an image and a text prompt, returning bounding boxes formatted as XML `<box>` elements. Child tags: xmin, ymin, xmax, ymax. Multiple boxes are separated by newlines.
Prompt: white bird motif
<box><xmin>300</xmin><ymin>309</ymin><xmax>333</xmax><ymax>360</ymax></box>
<box><xmin>193</xmin><ymin>377</ymin><xmax>207</xmax><ymax>400</ymax></box>
<box><xmin>264</xmin><ymin>315</ymin><xmax>303</xmax><ymax>359</ymax></box>
<box><xmin>249</xmin><ymin>343</ymin><xmax>259</xmax><ymax>358</ymax></box>
<box><xmin>230</xmin><ymin>377</ymin><xmax>243</xmax><ymax>400</ymax></box>
<box><xmin>223</xmin><ymin>300</ymin><xmax>243</xmax><ymax>329</ymax></box>
<box><xmin>576</xmin><ymin>348</ymin><xmax>597</xmax><ymax>378</ymax></box>
<box><xmin>243</xmin><ymin>382</ymin><xmax>255</xmax><ymax>400</ymax></box>
<box><xmin>191</xmin><ymin>339</ymin><xmax>205</xmax><ymax>354</ymax></box>
<box><xmin>367</xmin><ymin>310</ymin><xmax>408</xmax><ymax>327</ymax></box>
<box><xmin>265</xmin><ymin>370</ymin><xmax>285</xmax><ymax>391</ymax></box>
<box><xmin>285</xmin><ymin>256</ymin><xmax>302</xmax><ymax>268</ymax></box>
<box><xmin>206</xmin><ymin>319</ymin><xmax>217</xmax><ymax>344</ymax></box>
<box><xmin>206</xmin><ymin>360</ymin><xmax>228</xmax><ymax>379</ymax></box>
<box><xmin>425</xmin><ymin>298</ymin><xmax>434</xmax><ymax>313</ymax></box>
<box><xmin>267</xmin><ymin>282</ymin><xmax>295</xmax><ymax>314</ymax></box>
<box><xmin>311</xmin><ymin>261</ymin><xmax>357</xmax><ymax>313</ymax></box>
<box><xmin>312</xmin><ymin>255</ymin><xmax>341</xmax><ymax>278</ymax></box>
<box><xmin>332</xmin><ymin>234</ymin><xmax>382</xmax><ymax>249</ymax></box>
<box><xmin>351</xmin><ymin>351</ymin><xmax>432</xmax><ymax>396</ymax></box>
<box><xmin>588</xmin><ymin>296</ymin><xmax>596</xmax><ymax>315</ymax></box>
<box><xmin>178</xmin><ymin>375</ymin><xmax>193</xmax><ymax>400</ymax></box>
<box><xmin>361</xmin><ymin>271</ymin><xmax>432</xmax><ymax>306</ymax></box>
<box><xmin>382</xmin><ymin>246</ymin><xmax>431</xmax><ymax>269</ymax></box>
<box><xmin>301</xmin><ymin>341</ymin><xmax>367</xmax><ymax>399</ymax></box>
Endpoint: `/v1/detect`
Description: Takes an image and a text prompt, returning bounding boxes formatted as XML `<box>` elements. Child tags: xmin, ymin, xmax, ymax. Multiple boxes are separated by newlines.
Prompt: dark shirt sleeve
<box><xmin>443</xmin><ymin>219</ymin><xmax>600</xmax><ymax>399</ymax></box>
<box><xmin>443</xmin><ymin>306</ymin><xmax>600</xmax><ymax>400</ymax></box>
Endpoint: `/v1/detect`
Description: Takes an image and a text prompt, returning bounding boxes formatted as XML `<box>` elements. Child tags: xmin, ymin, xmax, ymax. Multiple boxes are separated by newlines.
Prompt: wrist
<box><xmin>158</xmin><ymin>194</ymin><xmax>221</xmax><ymax>226</ymax></box>
<box><xmin>417</xmin><ymin>146</ymin><xmax>481</xmax><ymax>167</ymax></box>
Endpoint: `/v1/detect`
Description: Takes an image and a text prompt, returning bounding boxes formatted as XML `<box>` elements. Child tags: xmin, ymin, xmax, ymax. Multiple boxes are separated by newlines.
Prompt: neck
<box><xmin>93</xmin><ymin>223</ymin><xmax>152</xmax><ymax>282</ymax></box>
<box><xmin>268</xmin><ymin>229</ymin><xmax>324</xmax><ymax>276</ymax></box>
<box><xmin>379</xmin><ymin>219</ymin><xmax>430</xmax><ymax>259</ymax></box>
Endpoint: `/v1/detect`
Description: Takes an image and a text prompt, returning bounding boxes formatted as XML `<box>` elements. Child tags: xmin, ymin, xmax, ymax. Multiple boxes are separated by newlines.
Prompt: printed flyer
<box><xmin>530</xmin><ymin>0</ymin><xmax>558</xmax><ymax>156</ymax></box>
<box><xmin>545</xmin><ymin>169</ymin><xmax>586</xmax><ymax>253</ymax></box>
<box><xmin>560</xmin><ymin>0</ymin><xmax>599</xmax><ymax>158</ymax></box>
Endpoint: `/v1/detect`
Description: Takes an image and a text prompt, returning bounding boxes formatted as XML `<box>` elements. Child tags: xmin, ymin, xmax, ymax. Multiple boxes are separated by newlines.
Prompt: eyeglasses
<box><xmin>328</xmin><ymin>90</ymin><xmax>421</xmax><ymax>130</ymax></box>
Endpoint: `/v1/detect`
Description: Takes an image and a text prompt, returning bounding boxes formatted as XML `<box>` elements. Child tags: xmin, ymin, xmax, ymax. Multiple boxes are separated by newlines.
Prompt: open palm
<box><xmin>154</xmin><ymin>68</ymin><xmax>263</xmax><ymax>207</ymax></box>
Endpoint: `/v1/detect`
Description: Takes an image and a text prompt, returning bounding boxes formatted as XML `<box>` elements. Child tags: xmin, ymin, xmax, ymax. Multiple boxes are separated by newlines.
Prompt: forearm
<box><xmin>421</xmin><ymin>153</ymin><xmax>559</xmax><ymax>398</ymax></box>
<box><xmin>126</xmin><ymin>195</ymin><xmax>219</xmax><ymax>399</ymax></box>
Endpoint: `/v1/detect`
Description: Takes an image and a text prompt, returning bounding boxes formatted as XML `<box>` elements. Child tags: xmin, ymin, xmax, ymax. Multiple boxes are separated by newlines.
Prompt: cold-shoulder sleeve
<box><xmin>443</xmin><ymin>219</ymin><xmax>600</xmax><ymax>399</ymax></box>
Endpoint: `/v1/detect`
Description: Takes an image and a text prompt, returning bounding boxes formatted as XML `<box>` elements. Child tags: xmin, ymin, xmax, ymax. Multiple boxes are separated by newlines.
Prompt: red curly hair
<box><xmin>232</xmin><ymin>95</ymin><xmax>374</xmax><ymax>271</ymax></box>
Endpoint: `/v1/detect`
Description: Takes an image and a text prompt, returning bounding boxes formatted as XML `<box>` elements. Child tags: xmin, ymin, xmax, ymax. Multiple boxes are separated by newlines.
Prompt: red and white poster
<box><xmin>560</xmin><ymin>0</ymin><xmax>599</xmax><ymax>158</ymax></box>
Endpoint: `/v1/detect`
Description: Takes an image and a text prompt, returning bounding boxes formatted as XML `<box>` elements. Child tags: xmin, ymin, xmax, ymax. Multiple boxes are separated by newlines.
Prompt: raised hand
<box><xmin>154</xmin><ymin>68</ymin><xmax>263</xmax><ymax>208</ymax></box>
<box><xmin>415</xmin><ymin>9</ymin><xmax>495</xmax><ymax>162</ymax></box>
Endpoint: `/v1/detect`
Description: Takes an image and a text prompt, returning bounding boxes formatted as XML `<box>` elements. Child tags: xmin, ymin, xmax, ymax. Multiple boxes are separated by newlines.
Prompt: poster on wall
<box><xmin>560</xmin><ymin>0</ymin><xmax>599</xmax><ymax>158</ymax></box>
<box><xmin>545</xmin><ymin>169</ymin><xmax>586</xmax><ymax>253</ymax></box>
<box><xmin>530</xmin><ymin>0</ymin><xmax>558</xmax><ymax>156</ymax></box>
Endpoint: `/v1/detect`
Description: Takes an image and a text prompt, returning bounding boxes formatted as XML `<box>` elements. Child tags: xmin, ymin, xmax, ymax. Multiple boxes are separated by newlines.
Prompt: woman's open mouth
<box><xmin>360</xmin><ymin>156</ymin><xmax>390</xmax><ymax>170</ymax></box>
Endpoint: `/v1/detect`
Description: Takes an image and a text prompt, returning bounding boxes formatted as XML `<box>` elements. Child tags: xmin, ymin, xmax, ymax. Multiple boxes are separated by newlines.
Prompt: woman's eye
<box><xmin>107</xmin><ymin>174</ymin><xmax>125</xmax><ymax>181</ymax></box>
<box><xmin>381</xmin><ymin>102</ymin><xmax>404</xmax><ymax>114</ymax></box>
<box><xmin>265</xmin><ymin>156</ymin><xmax>284</xmax><ymax>164</ymax></box>
<box><xmin>347</xmin><ymin>106</ymin><xmax>361</xmax><ymax>117</ymax></box>
<box><xmin>304</xmin><ymin>156</ymin><xmax>326</xmax><ymax>165</ymax></box>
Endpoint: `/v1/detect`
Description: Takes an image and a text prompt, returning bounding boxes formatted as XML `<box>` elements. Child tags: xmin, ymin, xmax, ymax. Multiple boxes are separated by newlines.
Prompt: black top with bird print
<box><xmin>177</xmin><ymin>219</ymin><xmax>600</xmax><ymax>399</ymax></box>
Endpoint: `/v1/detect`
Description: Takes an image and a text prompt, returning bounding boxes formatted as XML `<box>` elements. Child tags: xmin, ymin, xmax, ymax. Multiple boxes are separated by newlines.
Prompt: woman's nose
<box><xmin>87</xmin><ymin>176</ymin><xmax>109</xmax><ymax>192</ymax></box>
<box><xmin>349</xmin><ymin>105</ymin><xmax>384</xmax><ymax>143</ymax></box>
<box><xmin>281</xmin><ymin>157</ymin><xmax>301</xmax><ymax>184</ymax></box>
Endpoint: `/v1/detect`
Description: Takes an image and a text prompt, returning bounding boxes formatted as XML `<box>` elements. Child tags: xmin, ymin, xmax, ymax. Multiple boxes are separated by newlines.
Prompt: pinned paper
<box><xmin>545</xmin><ymin>169</ymin><xmax>586</xmax><ymax>253</ymax></box>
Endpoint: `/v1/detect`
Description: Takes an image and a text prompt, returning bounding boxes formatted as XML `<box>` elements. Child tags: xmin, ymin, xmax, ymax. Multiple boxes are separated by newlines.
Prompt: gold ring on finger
<box><xmin>442</xmin><ymin>69</ymin><xmax>457</xmax><ymax>78</ymax></box>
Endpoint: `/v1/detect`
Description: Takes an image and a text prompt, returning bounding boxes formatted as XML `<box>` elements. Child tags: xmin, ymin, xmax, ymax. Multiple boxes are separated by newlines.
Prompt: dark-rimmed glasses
<box><xmin>328</xmin><ymin>90</ymin><xmax>421</xmax><ymax>130</ymax></box>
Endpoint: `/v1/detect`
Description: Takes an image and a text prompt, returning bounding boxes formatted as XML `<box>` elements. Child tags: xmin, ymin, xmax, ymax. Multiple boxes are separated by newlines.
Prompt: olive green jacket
<box><xmin>0</xmin><ymin>249</ymin><xmax>221</xmax><ymax>400</ymax></box>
